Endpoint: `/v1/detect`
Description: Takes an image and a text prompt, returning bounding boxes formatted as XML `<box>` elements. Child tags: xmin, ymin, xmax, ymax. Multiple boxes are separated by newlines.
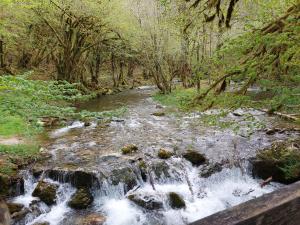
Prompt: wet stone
<box><xmin>128</xmin><ymin>193</ymin><xmax>163</xmax><ymax>210</ymax></box>
<box><xmin>76</xmin><ymin>213</ymin><xmax>106</xmax><ymax>225</ymax></box>
<box><xmin>183</xmin><ymin>150</ymin><xmax>206</xmax><ymax>166</ymax></box>
<box><xmin>68</xmin><ymin>188</ymin><xmax>93</xmax><ymax>209</ymax></box>
<box><xmin>200</xmin><ymin>163</ymin><xmax>223</xmax><ymax>178</ymax></box>
<box><xmin>32</xmin><ymin>181</ymin><xmax>58</xmax><ymax>205</ymax></box>
<box><xmin>168</xmin><ymin>192</ymin><xmax>186</xmax><ymax>209</ymax></box>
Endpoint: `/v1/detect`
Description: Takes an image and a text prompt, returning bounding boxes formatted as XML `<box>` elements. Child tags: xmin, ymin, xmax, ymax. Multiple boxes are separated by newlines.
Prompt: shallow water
<box><xmin>12</xmin><ymin>87</ymin><xmax>297</xmax><ymax>225</ymax></box>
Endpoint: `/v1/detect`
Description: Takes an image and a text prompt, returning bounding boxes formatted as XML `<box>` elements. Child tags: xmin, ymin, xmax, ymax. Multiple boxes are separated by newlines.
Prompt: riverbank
<box><xmin>0</xmin><ymin>74</ymin><xmax>128</xmax><ymax>197</ymax></box>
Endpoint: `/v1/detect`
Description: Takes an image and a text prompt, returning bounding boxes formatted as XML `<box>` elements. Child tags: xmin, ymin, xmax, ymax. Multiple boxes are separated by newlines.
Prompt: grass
<box><xmin>0</xmin><ymin>144</ymin><xmax>39</xmax><ymax>157</ymax></box>
<box><xmin>153</xmin><ymin>87</ymin><xmax>197</xmax><ymax>110</ymax></box>
<box><xmin>0</xmin><ymin>115</ymin><xmax>32</xmax><ymax>137</ymax></box>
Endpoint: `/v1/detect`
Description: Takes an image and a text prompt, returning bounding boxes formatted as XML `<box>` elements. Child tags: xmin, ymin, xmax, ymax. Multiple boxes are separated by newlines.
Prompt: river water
<box><xmin>11</xmin><ymin>87</ymin><xmax>296</xmax><ymax>225</ymax></box>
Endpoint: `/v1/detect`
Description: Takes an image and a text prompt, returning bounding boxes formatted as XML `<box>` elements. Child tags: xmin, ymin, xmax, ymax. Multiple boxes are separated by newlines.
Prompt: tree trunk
<box><xmin>0</xmin><ymin>38</ymin><xmax>4</xmax><ymax>68</ymax></box>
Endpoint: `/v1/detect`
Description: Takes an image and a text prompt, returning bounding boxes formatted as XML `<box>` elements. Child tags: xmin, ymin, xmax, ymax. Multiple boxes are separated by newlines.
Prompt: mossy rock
<box><xmin>110</xmin><ymin>166</ymin><xmax>138</xmax><ymax>192</ymax></box>
<box><xmin>121</xmin><ymin>144</ymin><xmax>138</xmax><ymax>155</ymax></box>
<box><xmin>152</xmin><ymin>112</ymin><xmax>165</xmax><ymax>117</ymax></box>
<box><xmin>68</xmin><ymin>188</ymin><xmax>93</xmax><ymax>209</ymax></box>
<box><xmin>32</xmin><ymin>181</ymin><xmax>58</xmax><ymax>205</ymax></box>
<box><xmin>151</xmin><ymin>161</ymin><xmax>170</xmax><ymax>180</ymax></box>
<box><xmin>158</xmin><ymin>149</ymin><xmax>173</xmax><ymax>159</ymax></box>
<box><xmin>168</xmin><ymin>192</ymin><xmax>186</xmax><ymax>209</ymax></box>
<box><xmin>183</xmin><ymin>150</ymin><xmax>206</xmax><ymax>166</ymax></box>
<box><xmin>252</xmin><ymin>139</ymin><xmax>300</xmax><ymax>184</ymax></box>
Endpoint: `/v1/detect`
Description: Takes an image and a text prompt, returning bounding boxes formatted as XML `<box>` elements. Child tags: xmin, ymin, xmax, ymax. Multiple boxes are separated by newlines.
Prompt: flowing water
<box><xmin>11</xmin><ymin>87</ymin><xmax>297</xmax><ymax>225</ymax></box>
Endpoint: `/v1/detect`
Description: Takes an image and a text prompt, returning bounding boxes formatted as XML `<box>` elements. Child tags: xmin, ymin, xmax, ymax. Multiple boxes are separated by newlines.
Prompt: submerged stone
<box><xmin>128</xmin><ymin>193</ymin><xmax>163</xmax><ymax>210</ymax></box>
<box><xmin>121</xmin><ymin>144</ymin><xmax>138</xmax><ymax>154</ymax></box>
<box><xmin>76</xmin><ymin>213</ymin><xmax>106</xmax><ymax>225</ymax></box>
<box><xmin>200</xmin><ymin>163</ymin><xmax>223</xmax><ymax>178</ymax></box>
<box><xmin>68</xmin><ymin>188</ymin><xmax>93</xmax><ymax>209</ymax></box>
<box><xmin>151</xmin><ymin>160</ymin><xmax>170</xmax><ymax>180</ymax></box>
<box><xmin>168</xmin><ymin>192</ymin><xmax>186</xmax><ymax>209</ymax></box>
<box><xmin>32</xmin><ymin>181</ymin><xmax>58</xmax><ymax>205</ymax></box>
<box><xmin>183</xmin><ymin>150</ymin><xmax>206</xmax><ymax>166</ymax></box>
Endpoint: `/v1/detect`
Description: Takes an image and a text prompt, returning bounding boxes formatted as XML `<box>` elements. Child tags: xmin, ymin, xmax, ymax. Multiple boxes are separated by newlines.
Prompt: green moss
<box><xmin>121</xmin><ymin>144</ymin><xmax>138</xmax><ymax>154</ymax></box>
<box><xmin>257</xmin><ymin>139</ymin><xmax>300</xmax><ymax>181</ymax></box>
<box><xmin>158</xmin><ymin>149</ymin><xmax>173</xmax><ymax>159</ymax></box>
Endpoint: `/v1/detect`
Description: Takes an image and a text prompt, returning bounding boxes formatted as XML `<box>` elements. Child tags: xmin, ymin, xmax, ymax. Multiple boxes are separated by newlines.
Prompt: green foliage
<box><xmin>0</xmin><ymin>144</ymin><xmax>39</xmax><ymax>158</ymax></box>
<box><xmin>0</xmin><ymin>116</ymin><xmax>30</xmax><ymax>137</ymax></box>
<box><xmin>153</xmin><ymin>88</ymin><xmax>197</xmax><ymax>109</ymax></box>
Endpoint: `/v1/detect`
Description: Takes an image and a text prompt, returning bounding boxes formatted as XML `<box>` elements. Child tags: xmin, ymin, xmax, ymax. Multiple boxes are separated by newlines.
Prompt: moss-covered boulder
<box><xmin>128</xmin><ymin>193</ymin><xmax>163</xmax><ymax>210</ymax></box>
<box><xmin>121</xmin><ymin>144</ymin><xmax>138</xmax><ymax>154</ymax></box>
<box><xmin>168</xmin><ymin>192</ymin><xmax>186</xmax><ymax>209</ymax></box>
<box><xmin>183</xmin><ymin>150</ymin><xmax>206</xmax><ymax>166</ymax></box>
<box><xmin>32</xmin><ymin>181</ymin><xmax>58</xmax><ymax>205</ymax></box>
<box><xmin>252</xmin><ymin>139</ymin><xmax>300</xmax><ymax>184</ymax></box>
<box><xmin>68</xmin><ymin>188</ymin><xmax>93</xmax><ymax>209</ymax></box>
<box><xmin>110</xmin><ymin>166</ymin><xmax>138</xmax><ymax>192</ymax></box>
<box><xmin>158</xmin><ymin>149</ymin><xmax>173</xmax><ymax>159</ymax></box>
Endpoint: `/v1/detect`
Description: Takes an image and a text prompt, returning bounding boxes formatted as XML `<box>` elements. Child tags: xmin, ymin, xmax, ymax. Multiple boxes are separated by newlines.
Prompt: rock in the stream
<box><xmin>110</xmin><ymin>166</ymin><xmax>138</xmax><ymax>192</ymax></box>
<box><xmin>68</xmin><ymin>188</ymin><xmax>93</xmax><ymax>209</ymax></box>
<box><xmin>47</xmin><ymin>169</ymin><xmax>98</xmax><ymax>188</ymax></box>
<box><xmin>121</xmin><ymin>144</ymin><xmax>138</xmax><ymax>154</ymax></box>
<box><xmin>168</xmin><ymin>192</ymin><xmax>186</xmax><ymax>209</ymax></box>
<box><xmin>32</xmin><ymin>181</ymin><xmax>58</xmax><ymax>205</ymax></box>
<box><xmin>128</xmin><ymin>193</ymin><xmax>163</xmax><ymax>210</ymax></box>
<box><xmin>252</xmin><ymin>139</ymin><xmax>300</xmax><ymax>184</ymax></box>
<box><xmin>157</xmin><ymin>149</ymin><xmax>173</xmax><ymax>159</ymax></box>
<box><xmin>0</xmin><ymin>174</ymin><xmax>24</xmax><ymax>197</ymax></box>
<box><xmin>151</xmin><ymin>160</ymin><xmax>170</xmax><ymax>180</ymax></box>
<box><xmin>152</xmin><ymin>112</ymin><xmax>165</xmax><ymax>117</ymax></box>
<box><xmin>183</xmin><ymin>150</ymin><xmax>206</xmax><ymax>166</ymax></box>
<box><xmin>76</xmin><ymin>213</ymin><xmax>106</xmax><ymax>225</ymax></box>
<box><xmin>200</xmin><ymin>163</ymin><xmax>223</xmax><ymax>178</ymax></box>
<box><xmin>7</xmin><ymin>202</ymin><xmax>24</xmax><ymax>214</ymax></box>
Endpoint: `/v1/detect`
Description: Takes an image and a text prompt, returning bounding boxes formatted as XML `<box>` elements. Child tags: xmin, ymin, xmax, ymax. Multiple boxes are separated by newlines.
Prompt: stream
<box><xmin>11</xmin><ymin>87</ymin><xmax>298</xmax><ymax>225</ymax></box>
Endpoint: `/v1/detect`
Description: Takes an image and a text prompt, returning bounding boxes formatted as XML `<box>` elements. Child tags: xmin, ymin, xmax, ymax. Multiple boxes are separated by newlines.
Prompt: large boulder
<box><xmin>32</xmin><ymin>181</ymin><xmax>58</xmax><ymax>205</ymax></box>
<box><xmin>68</xmin><ymin>188</ymin><xmax>93</xmax><ymax>209</ymax></box>
<box><xmin>168</xmin><ymin>192</ymin><xmax>186</xmax><ymax>209</ymax></box>
<box><xmin>183</xmin><ymin>150</ymin><xmax>206</xmax><ymax>166</ymax></box>
<box><xmin>252</xmin><ymin>139</ymin><xmax>300</xmax><ymax>184</ymax></box>
<box><xmin>128</xmin><ymin>193</ymin><xmax>163</xmax><ymax>210</ymax></box>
